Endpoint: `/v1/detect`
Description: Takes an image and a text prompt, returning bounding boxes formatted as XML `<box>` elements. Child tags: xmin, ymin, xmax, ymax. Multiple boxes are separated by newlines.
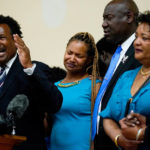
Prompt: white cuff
<box><xmin>24</xmin><ymin>63</ymin><xmax>36</xmax><ymax>75</ymax></box>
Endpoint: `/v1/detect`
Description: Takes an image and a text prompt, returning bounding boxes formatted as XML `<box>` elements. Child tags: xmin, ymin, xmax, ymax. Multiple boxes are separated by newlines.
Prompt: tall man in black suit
<box><xmin>93</xmin><ymin>0</ymin><xmax>141</xmax><ymax>149</ymax></box>
<box><xmin>0</xmin><ymin>15</ymin><xmax>63</xmax><ymax>150</ymax></box>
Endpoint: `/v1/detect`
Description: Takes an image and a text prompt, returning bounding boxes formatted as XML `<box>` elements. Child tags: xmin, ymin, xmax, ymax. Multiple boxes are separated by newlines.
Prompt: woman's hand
<box><xmin>125</xmin><ymin>113</ymin><xmax>146</xmax><ymax>128</ymax></box>
<box><xmin>118</xmin><ymin>134</ymin><xmax>142</xmax><ymax>150</ymax></box>
<box><xmin>119</xmin><ymin>118</ymin><xmax>140</xmax><ymax>140</ymax></box>
<box><xmin>119</xmin><ymin>113</ymin><xmax>147</xmax><ymax>142</ymax></box>
<box><xmin>103</xmin><ymin>118</ymin><xmax>143</xmax><ymax>150</ymax></box>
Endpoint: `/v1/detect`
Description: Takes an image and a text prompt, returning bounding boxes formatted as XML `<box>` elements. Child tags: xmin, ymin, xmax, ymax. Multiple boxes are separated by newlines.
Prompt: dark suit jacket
<box><xmin>94</xmin><ymin>44</ymin><xmax>141</xmax><ymax>150</ymax></box>
<box><xmin>0</xmin><ymin>56</ymin><xmax>63</xmax><ymax>150</ymax></box>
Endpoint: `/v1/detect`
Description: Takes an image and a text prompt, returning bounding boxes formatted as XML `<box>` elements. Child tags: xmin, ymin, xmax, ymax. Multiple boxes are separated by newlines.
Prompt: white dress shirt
<box><xmin>5</xmin><ymin>53</ymin><xmax>36</xmax><ymax>76</ymax></box>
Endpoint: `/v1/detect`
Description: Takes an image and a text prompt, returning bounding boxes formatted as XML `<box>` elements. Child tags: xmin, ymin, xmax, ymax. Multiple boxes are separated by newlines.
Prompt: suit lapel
<box><xmin>0</xmin><ymin>57</ymin><xmax>22</xmax><ymax>98</ymax></box>
<box><xmin>106</xmin><ymin>44</ymin><xmax>134</xmax><ymax>91</ymax></box>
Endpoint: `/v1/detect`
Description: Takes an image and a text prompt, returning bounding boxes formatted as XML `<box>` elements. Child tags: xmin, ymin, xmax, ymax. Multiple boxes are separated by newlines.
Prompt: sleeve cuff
<box><xmin>24</xmin><ymin>63</ymin><xmax>36</xmax><ymax>75</ymax></box>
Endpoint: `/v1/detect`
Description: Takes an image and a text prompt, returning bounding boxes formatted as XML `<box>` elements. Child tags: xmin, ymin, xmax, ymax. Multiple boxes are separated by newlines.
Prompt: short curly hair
<box><xmin>0</xmin><ymin>15</ymin><xmax>23</xmax><ymax>38</ymax></box>
<box><xmin>138</xmin><ymin>11</ymin><xmax>150</xmax><ymax>26</ymax></box>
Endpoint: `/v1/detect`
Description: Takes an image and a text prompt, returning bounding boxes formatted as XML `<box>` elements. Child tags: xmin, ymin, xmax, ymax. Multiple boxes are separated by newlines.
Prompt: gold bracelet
<box><xmin>114</xmin><ymin>134</ymin><xmax>121</xmax><ymax>147</ymax></box>
<box><xmin>136</xmin><ymin>128</ymin><xmax>143</xmax><ymax>141</ymax></box>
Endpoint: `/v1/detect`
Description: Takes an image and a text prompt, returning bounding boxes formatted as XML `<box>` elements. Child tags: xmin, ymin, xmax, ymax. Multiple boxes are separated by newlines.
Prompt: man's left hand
<box><xmin>13</xmin><ymin>34</ymin><xmax>33</xmax><ymax>68</ymax></box>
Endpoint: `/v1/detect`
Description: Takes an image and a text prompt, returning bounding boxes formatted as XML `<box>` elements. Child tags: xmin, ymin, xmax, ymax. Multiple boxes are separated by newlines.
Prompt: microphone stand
<box><xmin>7</xmin><ymin>112</ymin><xmax>16</xmax><ymax>135</ymax></box>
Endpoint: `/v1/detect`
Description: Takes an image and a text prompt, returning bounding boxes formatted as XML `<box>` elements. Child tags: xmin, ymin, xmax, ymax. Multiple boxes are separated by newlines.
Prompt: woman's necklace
<box><xmin>140</xmin><ymin>66</ymin><xmax>150</xmax><ymax>76</ymax></box>
<box><xmin>58</xmin><ymin>80</ymin><xmax>80</xmax><ymax>88</ymax></box>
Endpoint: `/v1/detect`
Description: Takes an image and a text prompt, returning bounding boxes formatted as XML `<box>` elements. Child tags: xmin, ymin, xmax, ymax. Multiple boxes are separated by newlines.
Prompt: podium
<box><xmin>0</xmin><ymin>134</ymin><xmax>27</xmax><ymax>150</ymax></box>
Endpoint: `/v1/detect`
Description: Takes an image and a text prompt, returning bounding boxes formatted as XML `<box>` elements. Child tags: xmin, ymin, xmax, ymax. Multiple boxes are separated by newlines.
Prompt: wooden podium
<box><xmin>0</xmin><ymin>134</ymin><xmax>27</xmax><ymax>150</ymax></box>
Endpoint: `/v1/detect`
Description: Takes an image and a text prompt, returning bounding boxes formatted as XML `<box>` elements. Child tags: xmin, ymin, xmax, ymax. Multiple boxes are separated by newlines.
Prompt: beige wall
<box><xmin>0</xmin><ymin>0</ymin><xmax>150</xmax><ymax>68</ymax></box>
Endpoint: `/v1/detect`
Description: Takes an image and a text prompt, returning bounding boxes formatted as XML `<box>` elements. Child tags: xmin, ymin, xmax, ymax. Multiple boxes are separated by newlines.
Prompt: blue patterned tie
<box><xmin>91</xmin><ymin>45</ymin><xmax>122</xmax><ymax>140</ymax></box>
<box><xmin>0</xmin><ymin>66</ymin><xmax>6</xmax><ymax>89</ymax></box>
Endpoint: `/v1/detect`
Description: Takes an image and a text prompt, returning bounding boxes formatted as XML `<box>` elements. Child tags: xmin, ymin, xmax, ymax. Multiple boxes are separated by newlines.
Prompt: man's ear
<box><xmin>126</xmin><ymin>11</ymin><xmax>134</xmax><ymax>23</ymax></box>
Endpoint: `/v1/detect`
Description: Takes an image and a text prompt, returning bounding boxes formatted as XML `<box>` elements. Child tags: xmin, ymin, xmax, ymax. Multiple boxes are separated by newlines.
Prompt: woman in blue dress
<box><xmin>100</xmin><ymin>11</ymin><xmax>150</xmax><ymax>150</ymax></box>
<box><xmin>49</xmin><ymin>32</ymin><xmax>101</xmax><ymax>150</ymax></box>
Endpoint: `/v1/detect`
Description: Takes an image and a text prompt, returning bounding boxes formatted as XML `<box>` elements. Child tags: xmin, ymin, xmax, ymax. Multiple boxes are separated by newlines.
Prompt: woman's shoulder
<box><xmin>121</xmin><ymin>66</ymin><xmax>142</xmax><ymax>78</ymax></box>
<box><xmin>54</xmin><ymin>80</ymin><xmax>62</xmax><ymax>86</ymax></box>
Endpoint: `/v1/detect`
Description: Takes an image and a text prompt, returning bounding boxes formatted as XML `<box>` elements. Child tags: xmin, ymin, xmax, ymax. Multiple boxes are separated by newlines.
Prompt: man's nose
<box><xmin>102</xmin><ymin>20</ymin><xmax>108</xmax><ymax>28</ymax></box>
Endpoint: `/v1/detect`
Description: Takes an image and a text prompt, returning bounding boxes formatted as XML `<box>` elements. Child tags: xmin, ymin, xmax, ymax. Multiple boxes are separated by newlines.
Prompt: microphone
<box><xmin>0</xmin><ymin>94</ymin><xmax>29</xmax><ymax>135</ymax></box>
<box><xmin>5</xmin><ymin>94</ymin><xmax>29</xmax><ymax>135</ymax></box>
<box><xmin>6</xmin><ymin>94</ymin><xmax>29</xmax><ymax>120</ymax></box>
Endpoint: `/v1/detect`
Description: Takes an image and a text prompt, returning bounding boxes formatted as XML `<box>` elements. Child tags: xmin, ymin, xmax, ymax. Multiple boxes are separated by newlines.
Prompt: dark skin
<box><xmin>0</xmin><ymin>24</ymin><xmax>17</xmax><ymax>66</ymax></box>
<box><xmin>102</xmin><ymin>2</ymin><xmax>143</xmax><ymax>150</ymax></box>
<box><xmin>119</xmin><ymin>113</ymin><xmax>146</xmax><ymax>141</ymax></box>
<box><xmin>119</xmin><ymin>23</ymin><xmax>150</xmax><ymax>138</ymax></box>
<box><xmin>102</xmin><ymin>2</ymin><xmax>136</xmax><ymax>45</ymax></box>
<box><xmin>63</xmin><ymin>40</ymin><xmax>91</xmax><ymax>82</ymax></box>
<box><xmin>103</xmin><ymin>119</ymin><xmax>142</xmax><ymax>150</ymax></box>
<box><xmin>0</xmin><ymin>24</ymin><xmax>32</xmax><ymax>68</ymax></box>
<box><xmin>104</xmin><ymin>22</ymin><xmax>150</xmax><ymax>149</ymax></box>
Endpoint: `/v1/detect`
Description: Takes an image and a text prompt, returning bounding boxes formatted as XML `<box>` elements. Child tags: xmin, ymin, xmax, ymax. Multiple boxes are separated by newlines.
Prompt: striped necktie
<box><xmin>0</xmin><ymin>66</ymin><xmax>6</xmax><ymax>88</ymax></box>
<box><xmin>92</xmin><ymin>45</ymin><xmax>122</xmax><ymax>140</ymax></box>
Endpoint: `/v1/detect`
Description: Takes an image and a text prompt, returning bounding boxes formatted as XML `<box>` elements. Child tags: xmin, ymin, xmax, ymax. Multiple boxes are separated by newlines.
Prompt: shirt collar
<box><xmin>121</xmin><ymin>33</ymin><xmax>135</xmax><ymax>52</ymax></box>
<box><xmin>5</xmin><ymin>54</ymin><xmax>17</xmax><ymax>74</ymax></box>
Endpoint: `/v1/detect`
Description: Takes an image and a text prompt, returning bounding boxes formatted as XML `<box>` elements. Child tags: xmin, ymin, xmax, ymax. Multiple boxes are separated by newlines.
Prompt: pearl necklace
<box><xmin>58</xmin><ymin>81</ymin><xmax>80</xmax><ymax>88</ymax></box>
<box><xmin>140</xmin><ymin>66</ymin><xmax>150</xmax><ymax>76</ymax></box>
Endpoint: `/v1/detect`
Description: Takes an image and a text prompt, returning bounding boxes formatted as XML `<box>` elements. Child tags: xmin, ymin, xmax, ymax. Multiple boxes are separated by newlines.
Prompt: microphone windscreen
<box><xmin>6</xmin><ymin>94</ymin><xmax>29</xmax><ymax>119</ymax></box>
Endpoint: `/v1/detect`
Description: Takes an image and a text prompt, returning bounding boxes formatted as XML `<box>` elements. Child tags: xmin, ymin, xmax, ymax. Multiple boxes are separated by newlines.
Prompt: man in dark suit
<box><xmin>93</xmin><ymin>0</ymin><xmax>141</xmax><ymax>149</ymax></box>
<box><xmin>0</xmin><ymin>15</ymin><xmax>63</xmax><ymax>150</ymax></box>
